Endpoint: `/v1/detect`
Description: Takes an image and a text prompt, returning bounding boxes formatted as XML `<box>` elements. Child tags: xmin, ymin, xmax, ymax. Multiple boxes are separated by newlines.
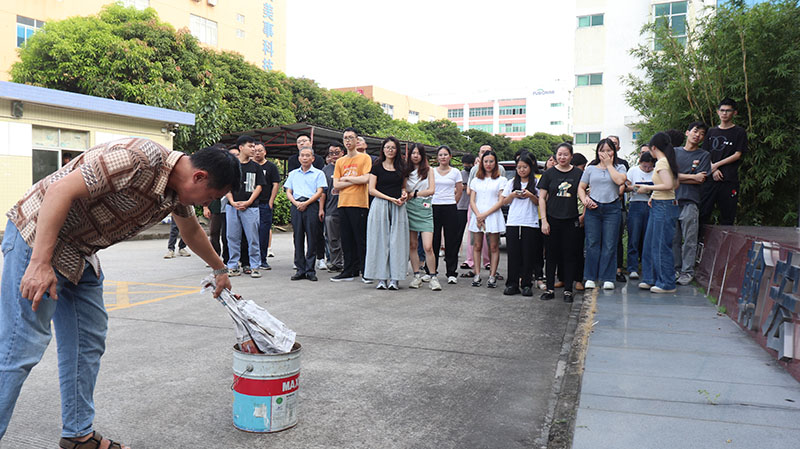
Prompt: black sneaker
<box><xmin>563</xmin><ymin>291</ymin><xmax>574</xmax><ymax>303</ymax></box>
<box><xmin>331</xmin><ymin>273</ymin><xmax>355</xmax><ymax>282</ymax></box>
<box><xmin>616</xmin><ymin>272</ymin><xmax>627</xmax><ymax>283</ymax></box>
<box><xmin>540</xmin><ymin>290</ymin><xmax>555</xmax><ymax>301</ymax></box>
<box><xmin>521</xmin><ymin>286</ymin><xmax>533</xmax><ymax>297</ymax></box>
<box><xmin>291</xmin><ymin>272</ymin><xmax>305</xmax><ymax>281</ymax></box>
<box><xmin>306</xmin><ymin>273</ymin><xmax>318</xmax><ymax>282</ymax></box>
<box><xmin>503</xmin><ymin>285</ymin><xmax>520</xmax><ymax>296</ymax></box>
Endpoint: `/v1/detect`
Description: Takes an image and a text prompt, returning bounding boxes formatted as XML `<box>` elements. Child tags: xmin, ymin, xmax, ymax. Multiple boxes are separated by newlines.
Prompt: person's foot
<box><xmin>554</xmin><ymin>280</ymin><xmax>565</xmax><ymax>288</ymax></box>
<box><xmin>179</xmin><ymin>248</ymin><xmax>191</xmax><ymax>257</ymax></box>
<box><xmin>521</xmin><ymin>286</ymin><xmax>533</xmax><ymax>297</ymax></box>
<box><xmin>495</xmin><ymin>273</ymin><xmax>504</xmax><ymax>280</ymax></box>
<box><xmin>430</xmin><ymin>276</ymin><xmax>442</xmax><ymax>291</ymax></box>
<box><xmin>61</xmin><ymin>431</ymin><xmax>130</xmax><ymax>449</ymax></box>
<box><xmin>487</xmin><ymin>275</ymin><xmax>497</xmax><ymax>288</ymax></box>
<box><xmin>388</xmin><ymin>280</ymin><xmax>399</xmax><ymax>290</ymax></box>
<box><xmin>316</xmin><ymin>259</ymin><xmax>327</xmax><ymax>271</ymax></box>
<box><xmin>259</xmin><ymin>263</ymin><xmax>272</xmax><ymax>271</ymax></box>
<box><xmin>460</xmin><ymin>262</ymin><xmax>471</xmax><ymax>269</ymax></box>
<box><xmin>574</xmin><ymin>282</ymin><xmax>585</xmax><ymax>291</ymax></box>
<box><xmin>361</xmin><ymin>276</ymin><xmax>374</xmax><ymax>284</ymax></box>
<box><xmin>504</xmin><ymin>285</ymin><xmax>520</xmax><ymax>296</ymax></box>
<box><xmin>421</xmin><ymin>274</ymin><xmax>431</xmax><ymax>282</ymax></box>
<box><xmin>409</xmin><ymin>274</ymin><xmax>423</xmax><ymax>289</ymax></box>
<box><xmin>376</xmin><ymin>280</ymin><xmax>387</xmax><ymax>290</ymax></box>
<box><xmin>615</xmin><ymin>272</ymin><xmax>626</xmax><ymax>283</ymax></box>
<box><xmin>540</xmin><ymin>290</ymin><xmax>555</xmax><ymax>301</ymax></box>
<box><xmin>163</xmin><ymin>250</ymin><xmax>175</xmax><ymax>259</ymax></box>
<box><xmin>638</xmin><ymin>282</ymin><xmax>652</xmax><ymax>289</ymax></box>
<box><xmin>331</xmin><ymin>272</ymin><xmax>355</xmax><ymax>282</ymax></box>
<box><xmin>447</xmin><ymin>276</ymin><xmax>457</xmax><ymax>284</ymax></box>
<box><xmin>291</xmin><ymin>272</ymin><xmax>305</xmax><ymax>281</ymax></box>
<box><xmin>439</xmin><ymin>249</ymin><xmax>445</xmax><ymax>257</ymax></box>
<box><xmin>471</xmin><ymin>275</ymin><xmax>481</xmax><ymax>287</ymax></box>
<box><xmin>629</xmin><ymin>271</ymin><xmax>639</xmax><ymax>279</ymax></box>
<box><xmin>228</xmin><ymin>268</ymin><xmax>241</xmax><ymax>277</ymax></box>
<box><xmin>327</xmin><ymin>264</ymin><xmax>342</xmax><ymax>272</ymax></box>
<box><xmin>306</xmin><ymin>273</ymin><xmax>318</xmax><ymax>282</ymax></box>
<box><xmin>603</xmin><ymin>281</ymin><xmax>615</xmax><ymax>290</ymax></box>
<box><xmin>676</xmin><ymin>273</ymin><xmax>693</xmax><ymax>286</ymax></box>
<box><xmin>484</xmin><ymin>263</ymin><xmax>491</xmax><ymax>270</ymax></box>
<box><xmin>537</xmin><ymin>280</ymin><xmax>547</xmax><ymax>290</ymax></box>
<box><xmin>250</xmin><ymin>269</ymin><xmax>261</xmax><ymax>278</ymax></box>
<box><xmin>650</xmin><ymin>286</ymin><xmax>676</xmax><ymax>293</ymax></box>
<box><xmin>563</xmin><ymin>291</ymin><xmax>574</xmax><ymax>303</ymax></box>
<box><xmin>267</xmin><ymin>248</ymin><xmax>275</xmax><ymax>257</ymax></box>
<box><xmin>584</xmin><ymin>280</ymin><xmax>596</xmax><ymax>289</ymax></box>
<box><xmin>243</xmin><ymin>266</ymin><xmax>252</xmax><ymax>275</ymax></box>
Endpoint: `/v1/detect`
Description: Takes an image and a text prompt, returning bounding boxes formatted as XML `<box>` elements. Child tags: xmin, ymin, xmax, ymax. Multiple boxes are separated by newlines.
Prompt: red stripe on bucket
<box><xmin>233</xmin><ymin>373</ymin><xmax>299</xmax><ymax>396</ymax></box>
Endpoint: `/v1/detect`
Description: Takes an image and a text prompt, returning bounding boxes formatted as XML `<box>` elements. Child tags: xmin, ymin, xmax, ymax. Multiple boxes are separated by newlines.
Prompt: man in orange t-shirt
<box><xmin>330</xmin><ymin>127</ymin><xmax>372</xmax><ymax>282</ymax></box>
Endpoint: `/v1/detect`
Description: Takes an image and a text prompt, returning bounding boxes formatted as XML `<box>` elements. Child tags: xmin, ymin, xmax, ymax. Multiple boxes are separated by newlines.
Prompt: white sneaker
<box><xmin>387</xmin><ymin>280</ymin><xmax>399</xmax><ymax>290</ymax></box>
<box><xmin>376</xmin><ymin>280</ymin><xmax>387</xmax><ymax>290</ymax></box>
<box><xmin>650</xmin><ymin>286</ymin><xmax>676</xmax><ymax>294</ymax></box>
<box><xmin>438</xmin><ymin>249</ymin><xmax>445</xmax><ymax>257</ymax></box>
<box><xmin>267</xmin><ymin>248</ymin><xmax>275</xmax><ymax>257</ymax></box>
<box><xmin>584</xmin><ymin>280</ymin><xmax>596</xmax><ymax>289</ymax></box>
<box><xmin>163</xmin><ymin>250</ymin><xmax>175</xmax><ymax>259</ymax></box>
<box><xmin>316</xmin><ymin>259</ymin><xmax>327</xmax><ymax>270</ymax></box>
<box><xmin>409</xmin><ymin>274</ymin><xmax>423</xmax><ymax>289</ymax></box>
<box><xmin>629</xmin><ymin>271</ymin><xmax>639</xmax><ymax>279</ymax></box>
<box><xmin>447</xmin><ymin>276</ymin><xmax>457</xmax><ymax>284</ymax></box>
<box><xmin>603</xmin><ymin>281</ymin><xmax>615</xmax><ymax>290</ymax></box>
<box><xmin>430</xmin><ymin>277</ymin><xmax>442</xmax><ymax>291</ymax></box>
<box><xmin>421</xmin><ymin>274</ymin><xmax>431</xmax><ymax>282</ymax></box>
<box><xmin>178</xmin><ymin>248</ymin><xmax>190</xmax><ymax>257</ymax></box>
<box><xmin>638</xmin><ymin>282</ymin><xmax>652</xmax><ymax>289</ymax></box>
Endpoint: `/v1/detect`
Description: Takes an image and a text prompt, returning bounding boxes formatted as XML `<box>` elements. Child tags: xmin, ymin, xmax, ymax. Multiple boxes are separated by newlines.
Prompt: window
<box><xmin>381</xmin><ymin>103</ymin><xmax>394</xmax><ymax>118</ymax></box>
<box><xmin>189</xmin><ymin>14</ymin><xmax>218</xmax><ymax>46</ymax></box>
<box><xmin>119</xmin><ymin>0</ymin><xmax>150</xmax><ymax>10</ymax></box>
<box><xmin>654</xmin><ymin>2</ymin><xmax>688</xmax><ymax>49</ymax></box>
<box><xmin>499</xmin><ymin>123</ymin><xmax>526</xmax><ymax>134</ymax></box>
<box><xmin>236</xmin><ymin>13</ymin><xmax>245</xmax><ymax>24</ymax></box>
<box><xmin>16</xmin><ymin>15</ymin><xmax>45</xmax><ymax>48</ymax></box>
<box><xmin>574</xmin><ymin>132</ymin><xmax>602</xmax><ymax>145</ymax></box>
<box><xmin>469</xmin><ymin>124</ymin><xmax>494</xmax><ymax>133</ymax></box>
<box><xmin>550</xmin><ymin>102</ymin><xmax>564</xmax><ymax>107</ymax></box>
<box><xmin>447</xmin><ymin>108</ymin><xmax>464</xmax><ymax>118</ymax></box>
<box><xmin>499</xmin><ymin>105</ymin><xmax>526</xmax><ymax>116</ymax></box>
<box><xmin>469</xmin><ymin>107</ymin><xmax>493</xmax><ymax>117</ymax></box>
<box><xmin>236</xmin><ymin>29</ymin><xmax>246</xmax><ymax>39</ymax></box>
<box><xmin>550</xmin><ymin>121</ymin><xmax>563</xmax><ymax>126</ymax></box>
<box><xmin>577</xmin><ymin>14</ymin><xmax>604</xmax><ymax>28</ymax></box>
<box><xmin>576</xmin><ymin>73</ymin><xmax>603</xmax><ymax>86</ymax></box>
<box><xmin>31</xmin><ymin>126</ymin><xmax>89</xmax><ymax>183</ymax></box>
<box><xmin>408</xmin><ymin>110</ymin><xmax>419</xmax><ymax>124</ymax></box>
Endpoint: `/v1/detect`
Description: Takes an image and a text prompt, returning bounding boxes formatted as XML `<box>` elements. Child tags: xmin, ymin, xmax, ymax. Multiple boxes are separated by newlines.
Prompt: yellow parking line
<box><xmin>105</xmin><ymin>290</ymin><xmax>195</xmax><ymax>295</ymax></box>
<box><xmin>106</xmin><ymin>289</ymin><xmax>201</xmax><ymax>312</ymax></box>
<box><xmin>115</xmin><ymin>281</ymin><xmax>130</xmax><ymax>307</ymax></box>
<box><xmin>105</xmin><ymin>280</ymin><xmax>199</xmax><ymax>289</ymax></box>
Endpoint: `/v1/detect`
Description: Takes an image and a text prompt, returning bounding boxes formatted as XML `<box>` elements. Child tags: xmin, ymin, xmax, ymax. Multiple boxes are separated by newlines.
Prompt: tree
<box><xmin>462</xmin><ymin>129</ymin><xmax>513</xmax><ymax>160</ymax></box>
<box><xmin>625</xmin><ymin>0</ymin><xmax>800</xmax><ymax>226</ymax></box>
<box><xmin>509</xmin><ymin>132</ymin><xmax>572</xmax><ymax>162</ymax></box>
<box><xmin>417</xmin><ymin>120</ymin><xmax>470</xmax><ymax>152</ymax></box>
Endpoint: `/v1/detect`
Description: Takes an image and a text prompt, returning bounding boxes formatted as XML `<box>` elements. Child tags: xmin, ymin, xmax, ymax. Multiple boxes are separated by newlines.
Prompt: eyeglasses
<box><xmin>328</xmin><ymin>151</ymin><xmax>342</xmax><ymax>156</ymax></box>
<box><xmin>343</xmin><ymin>136</ymin><xmax>357</xmax><ymax>141</ymax></box>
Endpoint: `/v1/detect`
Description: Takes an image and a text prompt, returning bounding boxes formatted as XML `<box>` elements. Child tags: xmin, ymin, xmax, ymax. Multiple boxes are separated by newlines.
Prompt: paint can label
<box><xmin>233</xmin><ymin>373</ymin><xmax>299</xmax><ymax>432</ymax></box>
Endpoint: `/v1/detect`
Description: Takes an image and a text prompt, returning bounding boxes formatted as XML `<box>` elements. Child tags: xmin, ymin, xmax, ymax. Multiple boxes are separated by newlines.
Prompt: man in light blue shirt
<box><xmin>284</xmin><ymin>147</ymin><xmax>327</xmax><ymax>281</ymax></box>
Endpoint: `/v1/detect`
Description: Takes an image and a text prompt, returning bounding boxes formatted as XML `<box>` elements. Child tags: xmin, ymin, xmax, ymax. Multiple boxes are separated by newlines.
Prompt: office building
<box><xmin>334</xmin><ymin>85</ymin><xmax>447</xmax><ymax>124</ymax></box>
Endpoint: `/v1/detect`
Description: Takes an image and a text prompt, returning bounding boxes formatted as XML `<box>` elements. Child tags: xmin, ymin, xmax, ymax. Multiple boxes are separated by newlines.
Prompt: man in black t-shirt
<box><xmin>225</xmin><ymin>135</ymin><xmax>266</xmax><ymax>278</ymax></box>
<box><xmin>253</xmin><ymin>142</ymin><xmax>281</xmax><ymax>270</ymax></box>
<box><xmin>700</xmin><ymin>98</ymin><xmax>747</xmax><ymax>226</ymax></box>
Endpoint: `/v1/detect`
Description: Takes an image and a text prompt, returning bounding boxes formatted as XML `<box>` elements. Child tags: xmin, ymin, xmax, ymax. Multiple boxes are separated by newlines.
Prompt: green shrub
<box><xmin>272</xmin><ymin>188</ymin><xmax>290</xmax><ymax>226</ymax></box>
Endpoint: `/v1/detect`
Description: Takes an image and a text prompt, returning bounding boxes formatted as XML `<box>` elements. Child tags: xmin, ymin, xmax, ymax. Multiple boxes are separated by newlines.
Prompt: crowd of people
<box><xmin>184</xmin><ymin>98</ymin><xmax>746</xmax><ymax>303</ymax></box>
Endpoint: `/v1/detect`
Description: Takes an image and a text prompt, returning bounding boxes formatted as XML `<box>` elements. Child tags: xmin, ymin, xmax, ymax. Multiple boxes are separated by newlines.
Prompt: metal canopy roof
<box><xmin>218</xmin><ymin>122</ymin><xmax>444</xmax><ymax>161</ymax></box>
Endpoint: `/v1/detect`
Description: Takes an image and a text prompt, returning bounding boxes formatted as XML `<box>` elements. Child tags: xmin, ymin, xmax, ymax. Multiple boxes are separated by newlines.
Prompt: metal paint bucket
<box><xmin>231</xmin><ymin>342</ymin><xmax>301</xmax><ymax>432</ymax></box>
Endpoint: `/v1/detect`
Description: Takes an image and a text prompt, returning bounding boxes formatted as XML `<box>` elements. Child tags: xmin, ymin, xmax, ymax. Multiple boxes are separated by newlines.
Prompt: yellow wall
<box><xmin>1</xmin><ymin>0</ymin><xmax>287</xmax><ymax>80</ymax></box>
<box><xmin>335</xmin><ymin>85</ymin><xmax>446</xmax><ymax>123</ymax></box>
<box><xmin>0</xmin><ymin>97</ymin><xmax>173</xmax><ymax>213</ymax></box>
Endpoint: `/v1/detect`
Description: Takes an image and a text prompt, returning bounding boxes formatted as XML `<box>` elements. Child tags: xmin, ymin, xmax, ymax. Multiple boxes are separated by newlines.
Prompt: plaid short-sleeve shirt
<box><xmin>6</xmin><ymin>138</ymin><xmax>193</xmax><ymax>284</ymax></box>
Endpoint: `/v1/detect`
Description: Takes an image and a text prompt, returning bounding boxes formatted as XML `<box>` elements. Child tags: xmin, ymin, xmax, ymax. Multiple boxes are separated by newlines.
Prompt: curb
<box><xmin>544</xmin><ymin>288</ymin><xmax>597</xmax><ymax>449</ymax></box>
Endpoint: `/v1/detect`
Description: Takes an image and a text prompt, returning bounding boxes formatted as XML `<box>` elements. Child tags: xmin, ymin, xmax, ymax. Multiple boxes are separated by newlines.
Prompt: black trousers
<box><xmin>532</xmin><ymin>226</ymin><xmax>545</xmax><ymax>280</ymax></box>
<box><xmin>432</xmin><ymin>204</ymin><xmax>461</xmax><ymax>277</ymax></box>
<box><xmin>209</xmin><ymin>212</ymin><xmax>223</xmax><ymax>256</ymax></box>
<box><xmin>292</xmin><ymin>201</ymin><xmax>320</xmax><ymax>275</ymax></box>
<box><xmin>617</xmin><ymin>208</ymin><xmax>626</xmax><ymax>270</ymax></box>
<box><xmin>546</xmin><ymin>216</ymin><xmax>579</xmax><ymax>292</ymax></box>
<box><xmin>456</xmin><ymin>209</ymin><xmax>468</xmax><ymax>260</ymax></box>
<box><xmin>576</xmin><ymin>225</ymin><xmax>585</xmax><ymax>282</ymax></box>
<box><xmin>700</xmin><ymin>180</ymin><xmax>738</xmax><ymax>226</ymax></box>
<box><xmin>339</xmin><ymin>206</ymin><xmax>368</xmax><ymax>277</ymax></box>
<box><xmin>506</xmin><ymin>226</ymin><xmax>540</xmax><ymax>289</ymax></box>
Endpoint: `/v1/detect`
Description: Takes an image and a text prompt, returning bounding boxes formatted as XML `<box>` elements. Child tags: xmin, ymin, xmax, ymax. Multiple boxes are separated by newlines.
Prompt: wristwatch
<box><xmin>212</xmin><ymin>268</ymin><xmax>228</xmax><ymax>276</ymax></box>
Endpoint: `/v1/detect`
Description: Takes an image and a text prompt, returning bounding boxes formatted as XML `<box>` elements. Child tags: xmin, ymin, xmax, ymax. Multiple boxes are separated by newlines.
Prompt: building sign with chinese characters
<box><xmin>262</xmin><ymin>1</ymin><xmax>275</xmax><ymax>71</ymax></box>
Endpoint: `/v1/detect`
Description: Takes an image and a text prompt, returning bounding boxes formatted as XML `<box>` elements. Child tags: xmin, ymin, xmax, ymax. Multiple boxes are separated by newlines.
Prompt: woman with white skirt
<box><xmin>364</xmin><ymin>136</ymin><xmax>409</xmax><ymax>290</ymax></box>
<box><xmin>468</xmin><ymin>150</ymin><xmax>506</xmax><ymax>288</ymax></box>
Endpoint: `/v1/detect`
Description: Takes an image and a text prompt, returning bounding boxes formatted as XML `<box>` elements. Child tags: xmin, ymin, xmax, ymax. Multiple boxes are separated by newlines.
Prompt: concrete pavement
<box><xmin>1</xmin><ymin>233</ymin><xmax>580</xmax><ymax>449</ymax></box>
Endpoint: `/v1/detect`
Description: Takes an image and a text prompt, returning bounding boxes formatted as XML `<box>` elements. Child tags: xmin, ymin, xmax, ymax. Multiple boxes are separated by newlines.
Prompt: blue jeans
<box><xmin>626</xmin><ymin>201</ymin><xmax>650</xmax><ymax>273</ymax></box>
<box><xmin>641</xmin><ymin>200</ymin><xmax>679</xmax><ymax>290</ymax></box>
<box><xmin>258</xmin><ymin>202</ymin><xmax>273</xmax><ymax>266</ymax></box>
<box><xmin>1</xmin><ymin>221</ymin><xmax>107</xmax><ymax>438</ymax></box>
<box><xmin>225</xmin><ymin>204</ymin><xmax>261</xmax><ymax>270</ymax></box>
<box><xmin>583</xmin><ymin>199</ymin><xmax>621</xmax><ymax>283</ymax></box>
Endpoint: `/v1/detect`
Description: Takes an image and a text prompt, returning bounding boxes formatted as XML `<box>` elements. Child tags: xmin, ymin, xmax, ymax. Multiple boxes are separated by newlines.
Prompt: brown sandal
<box><xmin>60</xmin><ymin>431</ymin><xmax>125</xmax><ymax>449</ymax></box>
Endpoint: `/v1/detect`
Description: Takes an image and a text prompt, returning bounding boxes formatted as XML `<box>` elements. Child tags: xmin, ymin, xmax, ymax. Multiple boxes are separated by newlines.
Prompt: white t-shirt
<box><xmin>627</xmin><ymin>166</ymin><xmax>654</xmax><ymax>202</ymax></box>
<box><xmin>432</xmin><ymin>166</ymin><xmax>463</xmax><ymax>205</ymax></box>
<box><xmin>502</xmin><ymin>178</ymin><xmax>539</xmax><ymax>228</ymax></box>
<box><xmin>406</xmin><ymin>168</ymin><xmax>430</xmax><ymax>198</ymax></box>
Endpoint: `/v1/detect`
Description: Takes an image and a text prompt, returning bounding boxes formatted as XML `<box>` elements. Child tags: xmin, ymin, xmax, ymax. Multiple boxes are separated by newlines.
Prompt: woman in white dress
<box><xmin>468</xmin><ymin>151</ymin><xmax>506</xmax><ymax>288</ymax></box>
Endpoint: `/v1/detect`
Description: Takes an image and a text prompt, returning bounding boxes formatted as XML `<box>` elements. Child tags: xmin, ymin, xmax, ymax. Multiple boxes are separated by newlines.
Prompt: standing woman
<box><xmin>364</xmin><ymin>136</ymin><xmax>410</xmax><ymax>290</ymax></box>
<box><xmin>636</xmin><ymin>132</ymin><xmax>680</xmax><ymax>293</ymax></box>
<box><xmin>502</xmin><ymin>154</ymin><xmax>540</xmax><ymax>296</ymax></box>
<box><xmin>538</xmin><ymin>143</ymin><xmax>583</xmax><ymax>302</ymax></box>
<box><xmin>468</xmin><ymin>151</ymin><xmax>506</xmax><ymax>288</ymax></box>
<box><xmin>578</xmin><ymin>139</ymin><xmax>627</xmax><ymax>290</ymax></box>
<box><xmin>432</xmin><ymin>145</ymin><xmax>464</xmax><ymax>285</ymax></box>
<box><xmin>406</xmin><ymin>143</ymin><xmax>440</xmax><ymax>291</ymax></box>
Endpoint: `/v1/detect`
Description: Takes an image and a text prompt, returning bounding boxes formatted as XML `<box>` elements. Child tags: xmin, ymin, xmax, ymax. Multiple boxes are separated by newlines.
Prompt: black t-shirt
<box><xmin>701</xmin><ymin>125</ymin><xmax>747</xmax><ymax>183</ymax></box>
<box><xmin>370</xmin><ymin>162</ymin><xmax>404</xmax><ymax>199</ymax></box>
<box><xmin>233</xmin><ymin>160</ymin><xmax>267</xmax><ymax>203</ymax></box>
<box><xmin>256</xmin><ymin>160</ymin><xmax>281</xmax><ymax>203</ymax></box>
<box><xmin>537</xmin><ymin>166</ymin><xmax>582</xmax><ymax>220</ymax></box>
<box><xmin>287</xmin><ymin>153</ymin><xmax>325</xmax><ymax>172</ymax></box>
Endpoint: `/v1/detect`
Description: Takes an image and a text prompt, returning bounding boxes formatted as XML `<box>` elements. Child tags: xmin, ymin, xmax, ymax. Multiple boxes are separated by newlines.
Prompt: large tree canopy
<box><xmin>625</xmin><ymin>0</ymin><xmax>800</xmax><ymax>226</ymax></box>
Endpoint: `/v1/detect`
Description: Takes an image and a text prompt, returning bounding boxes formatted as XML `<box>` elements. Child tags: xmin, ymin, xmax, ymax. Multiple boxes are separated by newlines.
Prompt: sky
<box><xmin>285</xmin><ymin>0</ymin><xmax>575</xmax><ymax>104</ymax></box>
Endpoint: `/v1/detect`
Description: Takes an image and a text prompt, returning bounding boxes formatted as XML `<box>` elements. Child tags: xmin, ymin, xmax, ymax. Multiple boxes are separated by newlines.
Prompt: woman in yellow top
<box><xmin>635</xmin><ymin>132</ymin><xmax>680</xmax><ymax>293</ymax></box>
